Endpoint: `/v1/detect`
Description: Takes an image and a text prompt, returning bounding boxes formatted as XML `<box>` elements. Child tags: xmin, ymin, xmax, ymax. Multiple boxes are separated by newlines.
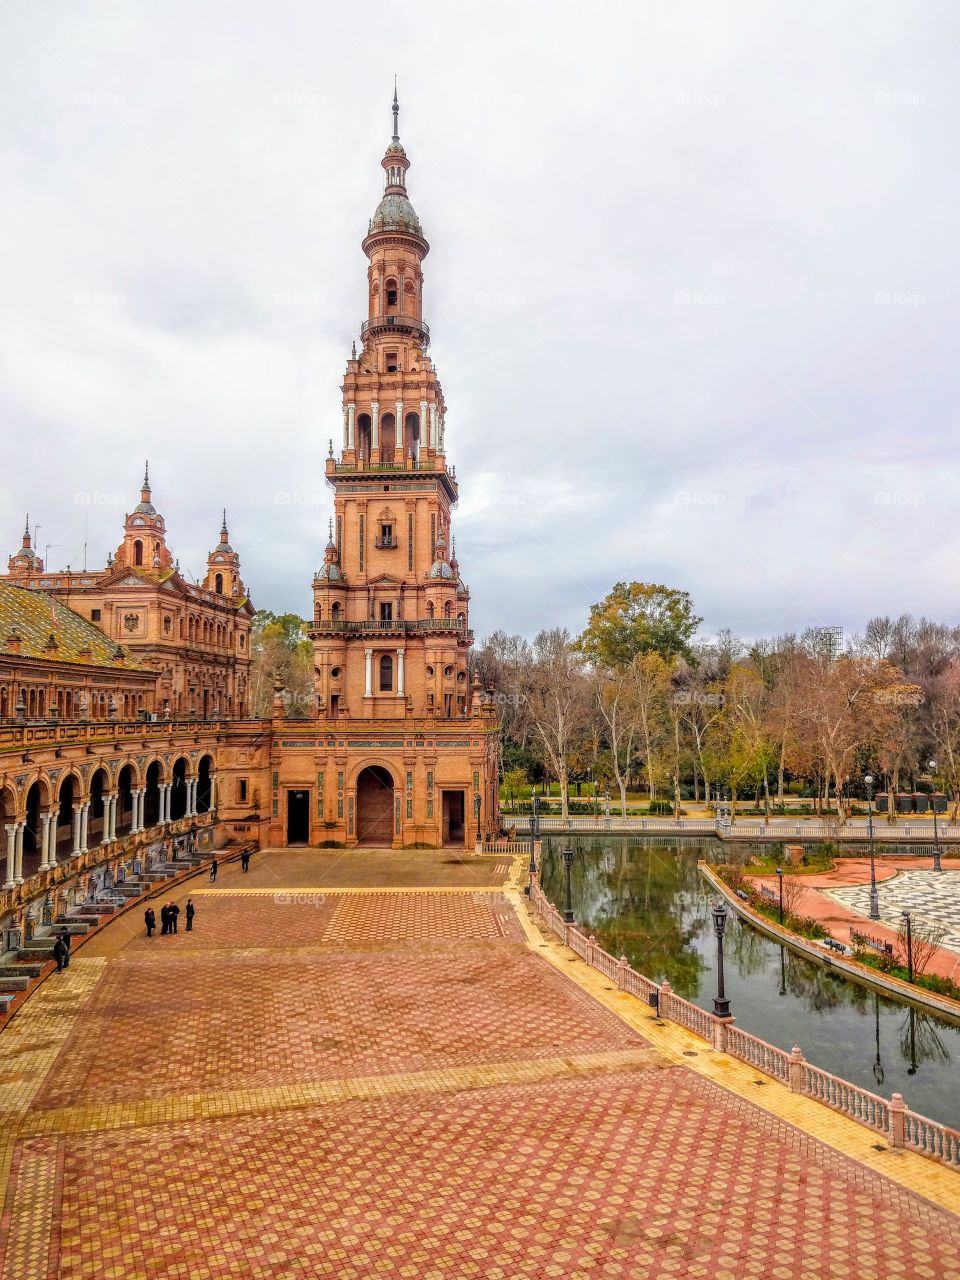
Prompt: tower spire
<box><xmin>392</xmin><ymin>79</ymin><xmax>399</xmax><ymax>144</ymax></box>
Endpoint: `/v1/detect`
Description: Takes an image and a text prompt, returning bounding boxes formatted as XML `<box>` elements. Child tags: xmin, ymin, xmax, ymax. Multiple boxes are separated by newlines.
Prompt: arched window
<box><xmin>332</xmin><ymin>601</ymin><xmax>342</xmax><ymax>621</ymax></box>
<box><xmin>357</xmin><ymin>413</ymin><xmax>372</xmax><ymax>460</ymax></box>
<box><xmin>215</xmin><ymin>573</ymin><xmax>223</xmax><ymax>594</ymax></box>
<box><xmin>385</xmin><ymin>278</ymin><xmax>398</xmax><ymax>311</ymax></box>
<box><xmin>426</xmin><ymin>602</ymin><xmax>435</xmax><ymax>619</ymax></box>
<box><xmin>444</xmin><ymin>601</ymin><xmax>452</xmax><ymax>618</ymax></box>
<box><xmin>133</xmin><ymin>540</ymin><xmax>143</xmax><ymax>566</ymax></box>
<box><xmin>404</xmin><ymin>412</ymin><xmax>420</xmax><ymax>461</ymax></box>
<box><xmin>380</xmin><ymin>413</ymin><xmax>396</xmax><ymax>463</ymax></box>
<box><xmin>379</xmin><ymin>654</ymin><xmax>393</xmax><ymax>692</ymax></box>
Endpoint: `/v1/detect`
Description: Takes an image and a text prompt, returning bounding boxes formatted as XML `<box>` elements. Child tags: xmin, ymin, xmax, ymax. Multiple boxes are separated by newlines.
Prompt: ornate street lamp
<box><xmin>902</xmin><ymin>910</ymin><xmax>914</xmax><ymax>984</ymax></box>
<box><xmin>473</xmin><ymin>792</ymin><xmax>481</xmax><ymax>840</ymax></box>
<box><xmin>775</xmin><ymin>867</ymin><xmax>784</xmax><ymax>925</ymax></box>
<box><xmin>712</xmin><ymin>900</ymin><xmax>731</xmax><ymax>1018</ymax></box>
<box><xmin>929</xmin><ymin>758</ymin><xmax>942</xmax><ymax>873</ymax></box>
<box><xmin>561</xmin><ymin>844</ymin><xmax>575</xmax><ymax>924</ymax></box>
<box><xmin>525</xmin><ymin>793</ymin><xmax>539</xmax><ymax>895</ymax></box>
<box><xmin>864</xmin><ymin>774</ymin><xmax>880</xmax><ymax>921</ymax></box>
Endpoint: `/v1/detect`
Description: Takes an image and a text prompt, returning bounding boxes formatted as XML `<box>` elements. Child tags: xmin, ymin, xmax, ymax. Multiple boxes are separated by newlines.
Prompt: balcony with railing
<box><xmin>310</xmin><ymin>618</ymin><xmax>472</xmax><ymax>639</ymax></box>
<box><xmin>359</xmin><ymin>314</ymin><xmax>430</xmax><ymax>345</ymax></box>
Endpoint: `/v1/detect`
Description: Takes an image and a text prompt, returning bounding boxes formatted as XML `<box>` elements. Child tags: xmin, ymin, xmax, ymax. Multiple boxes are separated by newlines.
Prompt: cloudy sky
<box><xmin>2</xmin><ymin>1</ymin><xmax>958</xmax><ymax>645</ymax></box>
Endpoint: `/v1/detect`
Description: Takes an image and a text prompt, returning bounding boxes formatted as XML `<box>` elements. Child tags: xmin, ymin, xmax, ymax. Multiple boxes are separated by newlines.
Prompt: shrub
<box><xmin>647</xmin><ymin>798</ymin><xmax>672</xmax><ymax>815</ymax></box>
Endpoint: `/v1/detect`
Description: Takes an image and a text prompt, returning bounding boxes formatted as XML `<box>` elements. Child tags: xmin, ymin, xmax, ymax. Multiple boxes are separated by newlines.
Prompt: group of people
<box><xmin>52</xmin><ymin>928</ymin><xmax>72</xmax><ymax>972</ymax></box>
<box><xmin>144</xmin><ymin>899</ymin><xmax>195</xmax><ymax>935</ymax></box>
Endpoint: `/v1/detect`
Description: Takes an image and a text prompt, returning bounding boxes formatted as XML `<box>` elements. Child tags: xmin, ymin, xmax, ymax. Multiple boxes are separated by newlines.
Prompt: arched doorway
<box><xmin>171</xmin><ymin>757</ymin><xmax>188</xmax><ymax>821</ymax></box>
<box><xmin>196</xmin><ymin>755</ymin><xmax>213</xmax><ymax>813</ymax></box>
<box><xmin>117</xmin><ymin>764</ymin><xmax>135</xmax><ymax>835</ymax></box>
<box><xmin>144</xmin><ymin>761</ymin><xmax>162</xmax><ymax>828</ymax></box>
<box><xmin>56</xmin><ymin>775</ymin><xmax>79</xmax><ymax>859</ymax></box>
<box><xmin>356</xmin><ymin>766</ymin><xmax>394</xmax><ymax>846</ymax></box>
<box><xmin>23</xmin><ymin>780</ymin><xmax>45</xmax><ymax>870</ymax></box>
<box><xmin>89</xmin><ymin>769</ymin><xmax>108</xmax><ymax>845</ymax></box>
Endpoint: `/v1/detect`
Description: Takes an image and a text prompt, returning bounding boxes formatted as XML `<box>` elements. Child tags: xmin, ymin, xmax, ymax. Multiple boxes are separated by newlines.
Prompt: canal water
<box><xmin>539</xmin><ymin>835</ymin><xmax>960</xmax><ymax>1130</ymax></box>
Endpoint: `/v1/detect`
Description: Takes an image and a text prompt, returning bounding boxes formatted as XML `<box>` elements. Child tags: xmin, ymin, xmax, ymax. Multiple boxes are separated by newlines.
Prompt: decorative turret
<box><xmin>114</xmin><ymin>464</ymin><xmax>173</xmax><ymax>573</ymax></box>
<box><xmin>7</xmin><ymin>516</ymin><xmax>43</xmax><ymax>578</ymax></box>
<box><xmin>204</xmin><ymin>510</ymin><xmax>244</xmax><ymax>597</ymax></box>
<box><xmin>315</xmin><ymin>519</ymin><xmax>345</xmax><ymax>582</ymax></box>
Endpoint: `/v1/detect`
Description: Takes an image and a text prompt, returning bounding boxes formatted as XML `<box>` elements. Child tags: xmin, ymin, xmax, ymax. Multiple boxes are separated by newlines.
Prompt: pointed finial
<box><xmin>24</xmin><ymin>514</ymin><xmax>30</xmax><ymax>537</ymax></box>
<box><xmin>143</xmin><ymin>460</ymin><xmax>150</xmax><ymax>488</ymax></box>
<box><xmin>351</xmin><ymin>340</ymin><xmax>357</xmax><ymax>360</ymax></box>
<box><xmin>221</xmin><ymin>507</ymin><xmax>228</xmax><ymax>532</ymax></box>
<box><xmin>328</xmin><ymin>517</ymin><xmax>334</xmax><ymax>542</ymax></box>
<box><xmin>392</xmin><ymin>78</ymin><xmax>399</xmax><ymax>143</ymax></box>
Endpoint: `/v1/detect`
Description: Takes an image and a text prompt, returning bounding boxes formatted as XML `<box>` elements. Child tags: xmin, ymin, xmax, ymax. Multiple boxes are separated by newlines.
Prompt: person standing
<box><xmin>170</xmin><ymin>901</ymin><xmax>180</xmax><ymax>934</ymax></box>
<box><xmin>241</xmin><ymin>848</ymin><xmax>250</xmax><ymax>873</ymax></box>
<box><xmin>144</xmin><ymin>906</ymin><xmax>156</xmax><ymax>937</ymax></box>
<box><xmin>52</xmin><ymin>935</ymin><xmax>67</xmax><ymax>973</ymax></box>
<box><xmin>59</xmin><ymin>929</ymin><xmax>71</xmax><ymax>969</ymax></box>
<box><xmin>185</xmin><ymin>898</ymin><xmax>195</xmax><ymax>931</ymax></box>
<box><xmin>210</xmin><ymin>857</ymin><xmax>218</xmax><ymax>883</ymax></box>
<box><xmin>160</xmin><ymin>903</ymin><xmax>170</xmax><ymax>935</ymax></box>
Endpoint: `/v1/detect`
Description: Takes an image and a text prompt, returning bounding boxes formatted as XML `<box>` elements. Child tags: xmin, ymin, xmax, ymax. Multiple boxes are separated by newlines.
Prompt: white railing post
<box><xmin>788</xmin><ymin>1045</ymin><xmax>804</xmax><ymax>1093</ymax></box>
<box><xmin>616</xmin><ymin>955</ymin><xmax>629</xmax><ymax>991</ymax></box>
<box><xmin>659</xmin><ymin>980</ymin><xmax>672</xmax><ymax>1022</ymax></box>
<box><xmin>889</xmin><ymin>1093</ymin><xmax>906</xmax><ymax>1149</ymax></box>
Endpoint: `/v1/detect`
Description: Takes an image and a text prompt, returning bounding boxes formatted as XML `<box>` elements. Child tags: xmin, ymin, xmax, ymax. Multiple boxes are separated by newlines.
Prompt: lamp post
<box><xmin>902</xmin><ymin>910</ymin><xmax>914</xmax><ymax>984</ymax></box>
<box><xmin>775</xmin><ymin>867</ymin><xmax>784</xmax><ymax>925</ymax></box>
<box><xmin>872</xmin><ymin>994</ymin><xmax>884</xmax><ymax>1087</ymax></box>
<box><xmin>864</xmin><ymin>774</ymin><xmax>880</xmax><ymax>921</ymax></box>
<box><xmin>929</xmin><ymin>758</ymin><xmax>942</xmax><ymax>873</ymax></box>
<box><xmin>561</xmin><ymin>845</ymin><xmax>575</xmax><ymax>923</ymax></box>
<box><xmin>474</xmin><ymin>792</ymin><xmax>481</xmax><ymax>843</ymax></box>
<box><xmin>525</xmin><ymin>793</ymin><xmax>539</xmax><ymax>895</ymax></box>
<box><xmin>712</xmin><ymin>901</ymin><xmax>731</xmax><ymax>1018</ymax></box>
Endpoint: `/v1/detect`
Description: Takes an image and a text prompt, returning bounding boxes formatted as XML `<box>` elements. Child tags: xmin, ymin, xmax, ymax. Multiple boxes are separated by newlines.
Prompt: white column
<box><xmin>101</xmin><ymin>797</ymin><xmax>112</xmax><ymax>844</ymax></box>
<box><xmin>347</xmin><ymin>403</ymin><xmax>356</xmax><ymax>450</ymax></box>
<box><xmin>137</xmin><ymin>788</ymin><xmax>145</xmax><ymax>832</ymax></box>
<box><xmin>209</xmin><ymin>775</ymin><xmax>216</xmax><ymax>811</ymax></box>
<box><xmin>3</xmin><ymin>823</ymin><xmax>15</xmax><ymax>888</ymax></box>
<box><xmin>430</xmin><ymin>405</ymin><xmax>438</xmax><ymax>451</ymax></box>
<box><xmin>371</xmin><ymin>401</ymin><xmax>380</xmax><ymax>450</ymax></box>
<box><xmin>130</xmin><ymin>789</ymin><xmax>140</xmax><ymax>834</ymax></box>
<box><xmin>40</xmin><ymin>812</ymin><xmax>53</xmax><ymax>869</ymax></box>
<box><xmin>161</xmin><ymin>784</ymin><xmax>170</xmax><ymax>824</ymax></box>
<box><xmin>364</xmin><ymin>648</ymin><xmax>373</xmax><ymax>698</ymax></box>
<box><xmin>342</xmin><ymin>406</ymin><xmax>349</xmax><ymax>450</ymax></box>
<box><xmin>396</xmin><ymin>400</ymin><xmax>404</xmax><ymax>453</ymax></box>
<box><xmin>396</xmin><ymin>647</ymin><xmax>405</xmax><ymax>696</ymax></box>
<box><xmin>420</xmin><ymin>399</ymin><xmax>428</xmax><ymax>450</ymax></box>
<box><xmin>72</xmin><ymin>805</ymin><xmax>83</xmax><ymax>856</ymax></box>
<box><xmin>109</xmin><ymin>794</ymin><xmax>118</xmax><ymax>841</ymax></box>
<box><xmin>14</xmin><ymin>822</ymin><xmax>24</xmax><ymax>883</ymax></box>
<box><xmin>79</xmin><ymin>802</ymin><xmax>90</xmax><ymax>853</ymax></box>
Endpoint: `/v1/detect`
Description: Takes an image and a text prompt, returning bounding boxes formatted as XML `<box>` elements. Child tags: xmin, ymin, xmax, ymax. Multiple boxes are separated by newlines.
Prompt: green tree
<box><xmin>250</xmin><ymin>610</ymin><xmax>313</xmax><ymax>718</ymax></box>
<box><xmin>578</xmin><ymin>582</ymin><xmax>702</xmax><ymax>668</ymax></box>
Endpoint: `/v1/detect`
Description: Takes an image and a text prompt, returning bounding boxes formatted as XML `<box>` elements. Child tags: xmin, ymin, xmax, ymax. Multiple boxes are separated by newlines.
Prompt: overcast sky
<box><xmin>2</xmin><ymin>1</ymin><xmax>958</xmax><ymax>646</ymax></box>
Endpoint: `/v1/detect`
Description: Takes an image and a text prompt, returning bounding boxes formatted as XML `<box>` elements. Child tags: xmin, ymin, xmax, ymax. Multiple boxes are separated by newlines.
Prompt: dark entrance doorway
<box><xmin>286</xmin><ymin>790</ymin><xmax>310</xmax><ymax>844</ymax></box>
<box><xmin>442</xmin><ymin>790</ymin><xmax>465</xmax><ymax>847</ymax></box>
<box><xmin>356</xmin><ymin>766</ymin><xmax>394</xmax><ymax>846</ymax></box>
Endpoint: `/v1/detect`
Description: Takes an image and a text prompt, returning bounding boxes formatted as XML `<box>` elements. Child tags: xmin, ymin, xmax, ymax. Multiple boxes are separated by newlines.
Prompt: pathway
<box><xmin>0</xmin><ymin>848</ymin><xmax>959</xmax><ymax>1279</ymax></box>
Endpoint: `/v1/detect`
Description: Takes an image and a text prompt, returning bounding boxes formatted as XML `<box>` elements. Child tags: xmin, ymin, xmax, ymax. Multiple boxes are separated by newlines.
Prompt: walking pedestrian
<box><xmin>52</xmin><ymin>935</ymin><xmax>67</xmax><ymax>973</ymax></box>
<box><xmin>59</xmin><ymin>929</ymin><xmax>71</xmax><ymax>969</ymax></box>
<box><xmin>144</xmin><ymin>907</ymin><xmax>156</xmax><ymax>937</ymax></box>
<box><xmin>160</xmin><ymin>903</ymin><xmax>170</xmax><ymax>935</ymax></box>
<box><xmin>210</xmin><ymin>857</ymin><xmax>218</xmax><ymax>883</ymax></box>
<box><xmin>185</xmin><ymin>898</ymin><xmax>195</xmax><ymax>931</ymax></box>
<box><xmin>240</xmin><ymin>848</ymin><xmax>250</xmax><ymax>873</ymax></box>
<box><xmin>170</xmin><ymin>901</ymin><xmax>180</xmax><ymax>934</ymax></box>
<box><xmin>189</xmin><ymin>823</ymin><xmax>198</xmax><ymax>854</ymax></box>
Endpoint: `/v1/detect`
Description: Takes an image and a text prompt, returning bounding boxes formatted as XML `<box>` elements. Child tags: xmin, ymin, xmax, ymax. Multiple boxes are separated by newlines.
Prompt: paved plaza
<box><xmin>828</xmin><ymin>868</ymin><xmax>960</xmax><ymax>951</ymax></box>
<box><xmin>1</xmin><ymin>850</ymin><xmax>960</xmax><ymax>1278</ymax></box>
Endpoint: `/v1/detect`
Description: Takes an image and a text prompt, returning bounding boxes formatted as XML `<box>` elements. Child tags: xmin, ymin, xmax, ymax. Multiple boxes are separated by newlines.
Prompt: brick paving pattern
<box><xmin>2</xmin><ymin>851</ymin><xmax>959</xmax><ymax>1279</ymax></box>
<box><xmin>829</xmin><ymin>867</ymin><xmax>960</xmax><ymax>950</ymax></box>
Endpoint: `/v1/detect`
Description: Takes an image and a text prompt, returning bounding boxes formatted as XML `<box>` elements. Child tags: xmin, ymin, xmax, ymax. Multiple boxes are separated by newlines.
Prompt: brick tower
<box><xmin>270</xmin><ymin>90</ymin><xmax>500</xmax><ymax>849</ymax></box>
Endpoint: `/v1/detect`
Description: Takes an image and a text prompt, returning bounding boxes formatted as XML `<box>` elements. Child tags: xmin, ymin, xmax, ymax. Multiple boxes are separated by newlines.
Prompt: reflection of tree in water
<box><xmin>900</xmin><ymin>1007</ymin><xmax>951</xmax><ymax>1071</ymax></box>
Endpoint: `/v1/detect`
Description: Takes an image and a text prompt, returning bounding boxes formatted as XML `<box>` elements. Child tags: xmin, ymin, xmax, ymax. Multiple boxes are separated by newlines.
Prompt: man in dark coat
<box><xmin>144</xmin><ymin>907</ymin><xmax>156</xmax><ymax>937</ymax></box>
<box><xmin>58</xmin><ymin>929</ymin><xmax>71</xmax><ymax>969</ymax></box>
<box><xmin>185</xmin><ymin>898</ymin><xmax>195</xmax><ymax>931</ymax></box>
<box><xmin>240</xmin><ymin>848</ymin><xmax>250</xmax><ymax>873</ymax></box>
<box><xmin>170</xmin><ymin>901</ymin><xmax>180</xmax><ymax>934</ymax></box>
<box><xmin>160</xmin><ymin>903</ymin><xmax>170</xmax><ymax>935</ymax></box>
<box><xmin>52</xmin><ymin>935</ymin><xmax>67</xmax><ymax>973</ymax></box>
<box><xmin>210</xmin><ymin>857</ymin><xmax>218</xmax><ymax>883</ymax></box>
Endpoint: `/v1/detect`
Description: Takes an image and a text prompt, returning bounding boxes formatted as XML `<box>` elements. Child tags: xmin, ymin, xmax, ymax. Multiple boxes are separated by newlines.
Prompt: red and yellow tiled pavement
<box><xmin>1</xmin><ymin>848</ymin><xmax>959</xmax><ymax>1280</ymax></box>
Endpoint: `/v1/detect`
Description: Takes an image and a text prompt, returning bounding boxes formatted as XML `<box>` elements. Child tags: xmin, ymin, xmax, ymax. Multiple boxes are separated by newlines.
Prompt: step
<box><xmin>56</xmin><ymin>913</ymin><xmax>104</xmax><ymax>927</ymax></box>
<box><xmin>0</xmin><ymin>975</ymin><xmax>30</xmax><ymax>992</ymax></box>
<box><xmin>0</xmin><ymin>962</ymin><xmax>44</xmax><ymax>979</ymax></box>
<box><xmin>16</xmin><ymin>945</ymin><xmax>56</xmax><ymax>962</ymax></box>
<box><xmin>0</xmin><ymin>994</ymin><xmax>14</xmax><ymax>1014</ymax></box>
<box><xmin>48</xmin><ymin>923</ymin><xmax>89</xmax><ymax>937</ymax></box>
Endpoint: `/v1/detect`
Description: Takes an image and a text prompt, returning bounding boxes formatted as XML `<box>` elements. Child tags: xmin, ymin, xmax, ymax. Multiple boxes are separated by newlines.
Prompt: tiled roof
<box><xmin>0</xmin><ymin>583</ymin><xmax>149</xmax><ymax>670</ymax></box>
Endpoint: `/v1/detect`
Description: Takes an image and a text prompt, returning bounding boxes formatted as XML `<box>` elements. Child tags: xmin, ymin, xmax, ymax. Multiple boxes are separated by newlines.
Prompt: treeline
<box><xmin>474</xmin><ymin>583</ymin><xmax>960</xmax><ymax>822</ymax></box>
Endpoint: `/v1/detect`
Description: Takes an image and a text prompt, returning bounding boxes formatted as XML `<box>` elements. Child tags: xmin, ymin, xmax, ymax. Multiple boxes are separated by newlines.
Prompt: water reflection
<box><xmin>540</xmin><ymin>835</ymin><xmax>960</xmax><ymax>1128</ymax></box>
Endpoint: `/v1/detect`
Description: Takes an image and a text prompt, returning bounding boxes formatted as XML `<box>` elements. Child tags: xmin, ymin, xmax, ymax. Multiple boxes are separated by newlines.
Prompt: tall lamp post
<box><xmin>474</xmin><ymin>792</ymin><xmax>482</xmax><ymax>845</ymax></box>
<box><xmin>864</xmin><ymin>773</ymin><xmax>880</xmax><ymax>921</ymax></box>
<box><xmin>902</xmin><ymin>910</ymin><xmax>914</xmax><ymax>984</ymax></box>
<box><xmin>525</xmin><ymin>793</ymin><xmax>539</xmax><ymax>895</ymax></box>
<box><xmin>561</xmin><ymin>845</ymin><xmax>575</xmax><ymax>923</ymax></box>
<box><xmin>712</xmin><ymin>901</ymin><xmax>731</xmax><ymax>1018</ymax></box>
<box><xmin>929</xmin><ymin>758</ymin><xmax>942</xmax><ymax>873</ymax></box>
<box><xmin>775</xmin><ymin>867</ymin><xmax>784</xmax><ymax>925</ymax></box>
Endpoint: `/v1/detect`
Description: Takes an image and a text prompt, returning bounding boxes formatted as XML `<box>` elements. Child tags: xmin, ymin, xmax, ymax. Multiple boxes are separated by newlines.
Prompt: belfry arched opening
<box><xmin>356</xmin><ymin>766</ymin><xmax>394</xmax><ymax>846</ymax></box>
